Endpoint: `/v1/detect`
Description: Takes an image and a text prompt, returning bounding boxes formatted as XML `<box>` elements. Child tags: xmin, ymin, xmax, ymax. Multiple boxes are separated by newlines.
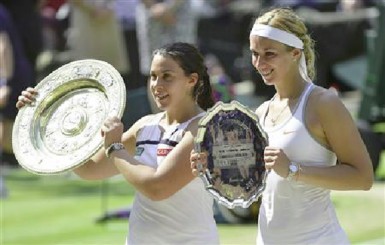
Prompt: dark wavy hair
<box><xmin>152</xmin><ymin>42</ymin><xmax>215</xmax><ymax>111</ymax></box>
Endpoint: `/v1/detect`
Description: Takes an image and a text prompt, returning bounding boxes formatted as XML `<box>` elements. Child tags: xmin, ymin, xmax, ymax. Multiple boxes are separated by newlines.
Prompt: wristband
<box><xmin>105</xmin><ymin>143</ymin><xmax>125</xmax><ymax>158</ymax></box>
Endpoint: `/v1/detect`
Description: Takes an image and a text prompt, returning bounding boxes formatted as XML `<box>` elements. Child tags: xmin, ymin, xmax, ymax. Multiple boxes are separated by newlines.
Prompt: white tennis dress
<box><xmin>257</xmin><ymin>83</ymin><xmax>350</xmax><ymax>245</ymax></box>
<box><xmin>127</xmin><ymin>112</ymin><xmax>219</xmax><ymax>245</ymax></box>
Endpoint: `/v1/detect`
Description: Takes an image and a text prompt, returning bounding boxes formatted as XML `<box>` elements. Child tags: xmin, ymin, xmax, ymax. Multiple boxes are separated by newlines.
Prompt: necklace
<box><xmin>268</xmin><ymin>83</ymin><xmax>308</xmax><ymax>126</ymax></box>
<box><xmin>268</xmin><ymin>100</ymin><xmax>289</xmax><ymax>126</ymax></box>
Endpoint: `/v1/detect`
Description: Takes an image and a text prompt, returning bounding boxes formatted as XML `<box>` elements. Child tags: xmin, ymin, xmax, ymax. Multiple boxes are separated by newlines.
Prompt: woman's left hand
<box><xmin>264</xmin><ymin>146</ymin><xmax>291</xmax><ymax>178</ymax></box>
<box><xmin>101</xmin><ymin>116</ymin><xmax>124</xmax><ymax>148</ymax></box>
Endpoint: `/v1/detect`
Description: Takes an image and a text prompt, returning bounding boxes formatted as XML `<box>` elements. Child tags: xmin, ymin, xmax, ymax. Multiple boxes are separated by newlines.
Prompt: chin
<box><xmin>157</xmin><ymin>104</ymin><xmax>166</xmax><ymax>110</ymax></box>
<box><xmin>262</xmin><ymin>78</ymin><xmax>275</xmax><ymax>86</ymax></box>
<box><xmin>157</xmin><ymin>102</ymin><xmax>169</xmax><ymax>110</ymax></box>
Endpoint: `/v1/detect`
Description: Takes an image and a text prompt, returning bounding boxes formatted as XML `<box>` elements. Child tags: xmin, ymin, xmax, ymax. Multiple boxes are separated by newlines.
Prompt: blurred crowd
<box><xmin>0</xmin><ymin>0</ymin><xmax>380</xmax><ymax>172</ymax></box>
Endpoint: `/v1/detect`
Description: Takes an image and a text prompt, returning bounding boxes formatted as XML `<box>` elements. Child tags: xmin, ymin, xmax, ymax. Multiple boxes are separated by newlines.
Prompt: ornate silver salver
<box><xmin>12</xmin><ymin>59</ymin><xmax>126</xmax><ymax>174</ymax></box>
<box><xmin>195</xmin><ymin>101</ymin><xmax>268</xmax><ymax>208</ymax></box>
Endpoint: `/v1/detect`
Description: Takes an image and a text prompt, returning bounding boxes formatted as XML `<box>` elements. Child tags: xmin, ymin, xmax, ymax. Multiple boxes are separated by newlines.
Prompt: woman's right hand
<box><xmin>16</xmin><ymin>87</ymin><xmax>38</xmax><ymax>109</ymax></box>
<box><xmin>190</xmin><ymin>150</ymin><xmax>208</xmax><ymax>177</ymax></box>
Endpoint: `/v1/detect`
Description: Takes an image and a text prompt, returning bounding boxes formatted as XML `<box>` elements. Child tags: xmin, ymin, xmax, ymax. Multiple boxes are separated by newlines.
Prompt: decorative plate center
<box><xmin>61</xmin><ymin>109</ymin><xmax>87</xmax><ymax>136</ymax></box>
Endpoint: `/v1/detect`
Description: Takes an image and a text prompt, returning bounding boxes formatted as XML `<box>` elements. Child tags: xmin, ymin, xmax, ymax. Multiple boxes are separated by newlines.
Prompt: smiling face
<box><xmin>249</xmin><ymin>36</ymin><xmax>300</xmax><ymax>86</ymax></box>
<box><xmin>149</xmin><ymin>54</ymin><xmax>197</xmax><ymax>111</ymax></box>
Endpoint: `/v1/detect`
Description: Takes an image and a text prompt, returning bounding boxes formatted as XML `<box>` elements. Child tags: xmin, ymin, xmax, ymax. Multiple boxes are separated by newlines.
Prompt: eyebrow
<box><xmin>150</xmin><ymin>69</ymin><xmax>174</xmax><ymax>75</ymax></box>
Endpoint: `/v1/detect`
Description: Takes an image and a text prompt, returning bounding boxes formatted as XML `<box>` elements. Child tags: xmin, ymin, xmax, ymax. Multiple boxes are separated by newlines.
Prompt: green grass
<box><xmin>331</xmin><ymin>185</ymin><xmax>385</xmax><ymax>244</ymax></box>
<box><xmin>375</xmin><ymin>152</ymin><xmax>385</xmax><ymax>180</ymax></box>
<box><xmin>1</xmin><ymin>168</ymin><xmax>384</xmax><ymax>245</ymax></box>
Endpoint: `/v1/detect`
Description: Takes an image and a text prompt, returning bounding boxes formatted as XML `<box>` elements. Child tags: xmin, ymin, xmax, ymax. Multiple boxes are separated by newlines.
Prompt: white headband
<box><xmin>250</xmin><ymin>24</ymin><xmax>311</xmax><ymax>82</ymax></box>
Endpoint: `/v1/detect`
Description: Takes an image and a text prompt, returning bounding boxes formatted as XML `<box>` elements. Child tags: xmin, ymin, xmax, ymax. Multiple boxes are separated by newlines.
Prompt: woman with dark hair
<box><xmin>16</xmin><ymin>42</ymin><xmax>219</xmax><ymax>244</ymax></box>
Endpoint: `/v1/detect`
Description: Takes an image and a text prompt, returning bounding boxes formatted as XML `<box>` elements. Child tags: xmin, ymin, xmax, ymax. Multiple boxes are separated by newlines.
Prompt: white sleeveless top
<box><xmin>127</xmin><ymin>112</ymin><xmax>219</xmax><ymax>245</ymax></box>
<box><xmin>257</xmin><ymin>84</ymin><xmax>350</xmax><ymax>245</ymax></box>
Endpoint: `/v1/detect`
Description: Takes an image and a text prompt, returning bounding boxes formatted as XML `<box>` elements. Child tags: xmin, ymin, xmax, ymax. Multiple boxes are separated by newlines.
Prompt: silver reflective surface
<box><xmin>12</xmin><ymin>59</ymin><xmax>126</xmax><ymax>175</ymax></box>
<box><xmin>195</xmin><ymin>101</ymin><xmax>268</xmax><ymax>208</ymax></box>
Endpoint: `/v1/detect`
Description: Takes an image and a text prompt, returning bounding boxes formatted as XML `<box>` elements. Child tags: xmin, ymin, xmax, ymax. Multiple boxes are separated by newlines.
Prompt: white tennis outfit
<box><xmin>257</xmin><ymin>83</ymin><xmax>350</xmax><ymax>245</ymax></box>
<box><xmin>127</xmin><ymin>112</ymin><xmax>219</xmax><ymax>245</ymax></box>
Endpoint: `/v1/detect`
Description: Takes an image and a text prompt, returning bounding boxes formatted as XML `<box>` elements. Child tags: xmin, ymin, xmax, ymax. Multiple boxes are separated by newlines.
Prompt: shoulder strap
<box><xmin>295</xmin><ymin>83</ymin><xmax>314</xmax><ymax>117</ymax></box>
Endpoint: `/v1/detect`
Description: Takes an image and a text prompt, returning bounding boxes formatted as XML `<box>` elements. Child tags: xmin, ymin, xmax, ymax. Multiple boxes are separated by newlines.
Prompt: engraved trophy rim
<box><xmin>195</xmin><ymin>100</ymin><xmax>268</xmax><ymax>209</ymax></box>
<box><xmin>12</xmin><ymin>59</ymin><xmax>126</xmax><ymax>175</ymax></box>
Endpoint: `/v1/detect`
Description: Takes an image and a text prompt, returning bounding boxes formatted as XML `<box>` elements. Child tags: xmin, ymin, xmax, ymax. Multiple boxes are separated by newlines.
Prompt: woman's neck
<box><xmin>164</xmin><ymin>104</ymin><xmax>203</xmax><ymax>125</ymax></box>
<box><xmin>274</xmin><ymin>78</ymin><xmax>307</xmax><ymax>101</ymax></box>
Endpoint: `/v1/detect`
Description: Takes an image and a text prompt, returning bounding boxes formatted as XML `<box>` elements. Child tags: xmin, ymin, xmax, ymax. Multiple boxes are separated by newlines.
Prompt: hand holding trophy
<box><xmin>12</xmin><ymin>59</ymin><xmax>126</xmax><ymax>175</ymax></box>
<box><xmin>194</xmin><ymin>101</ymin><xmax>268</xmax><ymax>208</ymax></box>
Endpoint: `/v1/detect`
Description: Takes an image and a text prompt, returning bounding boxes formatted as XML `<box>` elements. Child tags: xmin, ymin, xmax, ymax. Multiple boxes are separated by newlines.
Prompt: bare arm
<box><xmin>15</xmin><ymin>87</ymin><xmax>149</xmax><ymax>181</ymax></box>
<box><xmin>297</xmin><ymin>89</ymin><xmax>373</xmax><ymax>190</ymax></box>
<box><xmin>73</xmin><ymin>115</ymin><xmax>151</xmax><ymax>180</ymax></box>
<box><xmin>107</xmin><ymin>116</ymin><xmax>200</xmax><ymax>201</ymax></box>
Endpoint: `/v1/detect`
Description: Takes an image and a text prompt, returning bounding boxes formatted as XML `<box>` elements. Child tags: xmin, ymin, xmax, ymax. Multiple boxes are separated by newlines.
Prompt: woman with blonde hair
<box><xmin>191</xmin><ymin>7</ymin><xmax>373</xmax><ymax>244</ymax></box>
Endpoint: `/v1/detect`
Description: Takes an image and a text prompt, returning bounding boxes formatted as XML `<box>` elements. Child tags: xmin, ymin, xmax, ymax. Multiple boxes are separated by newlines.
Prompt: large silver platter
<box><xmin>195</xmin><ymin>101</ymin><xmax>268</xmax><ymax>209</ymax></box>
<box><xmin>12</xmin><ymin>59</ymin><xmax>126</xmax><ymax>175</ymax></box>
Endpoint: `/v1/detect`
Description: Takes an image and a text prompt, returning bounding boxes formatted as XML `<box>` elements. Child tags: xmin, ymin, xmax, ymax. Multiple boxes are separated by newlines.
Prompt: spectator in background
<box><xmin>136</xmin><ymin>0</ymin><xmax>199</xmax><ymax>76</ymax></box>
<box><xmin>40</xmin><ymin>0</ymin><xmax>68</xmax><ymax>53</ymax></box>
<box><xmin>0</xmin><ymin>0</ymin><xmax>43</xmax><ymax>82</ymax></box>
<box><xmin>114</xmin><ymin>0</ymin><xmax>152</xmax><ymax>129</ymax></box>
<box><xmin>67</xmin><ymin>0</ymin><xmax>129</xmax><ymax>77</ymax></box>
<box><xmin>135</xmin><ymin>0</ymin><xmax>200</xmax><ymax>113</ymax></box>
<box><xmin>36</xmin><ymin>0</ymin><xmax>70</xmax><ymax>81</ymax></box>
<box><xmin>261</xmin><ymin>0</ymin><xmax>330</xmax><ymax>10</ymax></box>
<box><xmin>114</xmin><ymin>0</ymin><xmax>144</xmax><ymax>91</ymax></box>
<box><xmin>205</xmin><ymin>54</ymin><xmax>235</xmax><ymax>103</ymax></box>
<box><xmin>0</xmin><ymin>4</ymin><xmax>34</xmax><ymax>198</ymax></box>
